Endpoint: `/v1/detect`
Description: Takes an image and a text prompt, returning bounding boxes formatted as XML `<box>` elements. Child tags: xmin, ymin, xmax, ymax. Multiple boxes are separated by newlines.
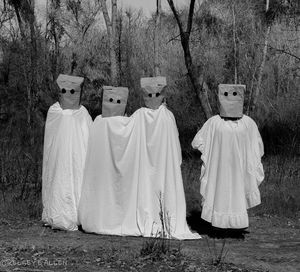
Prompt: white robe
<box><xmin>192</xmin><ymin>115</ymin><xmax>264</xmax><ymax>229</ymax></box>
<box><xmin>78</xmin><ymin>105</ymin><xmax>200</xmax><ymax>239</ymax></box>
<box><xmin>42</xmin><ymin>102</ymin><xmax>92</xmax><ymax>231</ymax></box>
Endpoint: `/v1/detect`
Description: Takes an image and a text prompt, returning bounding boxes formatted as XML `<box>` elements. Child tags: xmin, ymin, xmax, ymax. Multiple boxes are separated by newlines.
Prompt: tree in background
<box><xmin>61</xmin><ymin>0</ymin><xmax>102</xmax><ymax>75</ymax></box>
<box><xmin>46</xmin><ymin>0</ymin><xmax>64</xmax><ymax>80</ymax></box>
<box><xmin>154</xmin><ymin>0</ymin><xmax>161</xmax><ymax>76</ymax></box>
<box><xmin>6</xmin><ymin>0</ymin><xmax>39</xmax><ymax>140</ymax></box>
<box><xmin>99</xmin><ymin>0</ymin><xmax>118</xmax><ymax>86</ymax></box>
<box><xmin>247</xmin><ymin>0</ymin><xmax>299</xmax><ymax>115</ymax></box>
<box><xmin>167</xmin><ymin>0</ymin><xmax>213</xmax><ymax>119</ymax></box>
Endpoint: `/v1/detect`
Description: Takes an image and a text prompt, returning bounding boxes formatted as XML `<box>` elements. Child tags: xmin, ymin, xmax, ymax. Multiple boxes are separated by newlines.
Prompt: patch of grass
<box><xmin>140</xmin><ymin>236</ymin><xmax>181</xmax><ymax>262</ymax></box>
<box><xmin>181</xmin><ymin>158</ymin><xmax>203</xmax><ymax>215</ymax></box>
<box><xmin>252</xmin><ymin>154</ymin><xmax>300</xmax><ymax>218</ymax></box>
<box><xmin>205</xmin><ymin>237</ymin><xmax>228</xmax><ymax>267</ymax></box>
<box><xmin>140</xmin><ymin>193</ymin><xmax>173</xmax><ymax>261</ymax></box>
<box><xmin>0</xmin><ymin>122</ymin><xmax>43</xmax><ymax>220</ymax></box>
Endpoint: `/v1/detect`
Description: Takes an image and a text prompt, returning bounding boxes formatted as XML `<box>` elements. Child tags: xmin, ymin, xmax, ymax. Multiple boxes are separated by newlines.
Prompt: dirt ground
<box><xmin>0</xmin><ymin>215</ymin><xmax>299</xmax><ymax>272</ymax></box>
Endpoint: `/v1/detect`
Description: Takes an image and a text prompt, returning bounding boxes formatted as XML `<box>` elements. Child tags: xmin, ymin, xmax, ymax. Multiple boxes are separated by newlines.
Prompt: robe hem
<box><xmin>201</xmin><ymin>204</ymin><xmax>249</xmax><ymax>229</ymax></box>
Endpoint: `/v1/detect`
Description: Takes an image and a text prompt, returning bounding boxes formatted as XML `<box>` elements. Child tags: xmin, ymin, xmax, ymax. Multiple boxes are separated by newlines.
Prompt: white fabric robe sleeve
<box><xmin>191</xmin><ymin>117</ymin><xmax>215</xmax><ymax>204</ymax></box>
<box><xmin>244</xmin><ymin>117</ymin><xmax>264</xmax><ymax>208</ymax></box>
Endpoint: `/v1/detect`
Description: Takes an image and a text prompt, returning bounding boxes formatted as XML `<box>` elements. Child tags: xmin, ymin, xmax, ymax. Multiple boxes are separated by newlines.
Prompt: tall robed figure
<box><xmin>192</xmin><ymin>84</ymin><xmax>264</xmax><ymax>229</ymax></box>
<box><xmin>42</xmin><ymin>74</ymin><xmax>92</xmax><ymax>231</ymax></box>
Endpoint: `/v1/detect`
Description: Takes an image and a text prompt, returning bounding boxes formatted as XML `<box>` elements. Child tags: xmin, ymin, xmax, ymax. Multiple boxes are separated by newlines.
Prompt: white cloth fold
<box><xmin>42</xmin><ymin>102</ymin><xmax>92</xmax><ymax>230</ymax></box>
<box><xmin>192</xmin><ymin>115</ymin><xmax>264</xmax><ymax>229</ymax></box>
<box><xmin>79</xmin><ymin>105</ymin><xmax>200</xmax><ymax>239</ymax></box>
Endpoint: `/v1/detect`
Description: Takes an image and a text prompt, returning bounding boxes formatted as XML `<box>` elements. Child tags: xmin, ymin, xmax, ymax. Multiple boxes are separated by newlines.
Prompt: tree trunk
<box><xmin>47</xmin><ymin>0</ymin><xmax>61</xmax><ymax>79</ymax></box>
<box><xmin>249</xmin><ymin>25</ymin><xmax>271</xmax><ymax>113</ymax></box>
<box><xmin>100</xmin><ymin>0</ymin><xmax>118</xmax><ymax>86</ymax></box>
<box><xmin>28</xmin><ymin>0</ymin><xmax>38</xmax><ymax>145</ymax></box>
<box><xmin>232</xmin><ymin>2</ymin><xmax>238</xmax><ymax>84</ymax></box>
<box><xmin>117</xmin><ymin>13</ymin><xmax>122</xmax><ymax>85</ymax></box>
<box><xmin>181</xmin><ymin>37</ymin><xmax>213</xmax><ymax>119</ymax></box>
<box><xmin>248</xmin><ymin>0</ymin><xmax>271</xmax><ymax>114</ymax></box>
<box><xmin>154</xmin><ymin>0</ymin><xmax>161</xmax><ymax>76</ymax></box>
<box><xmin>167</xmin><ymin>0</ymin><xmax>213</xmax><ymax>119</ymax></box>
<box><xmin>10</xmin><ymin>0</ymin><xmax>38</xmax><ymax>143</ymax></box>
<box><xmin>110</xmin><ymin>0</ymin><xmax>117</xmax><ymax>85</ymax></box>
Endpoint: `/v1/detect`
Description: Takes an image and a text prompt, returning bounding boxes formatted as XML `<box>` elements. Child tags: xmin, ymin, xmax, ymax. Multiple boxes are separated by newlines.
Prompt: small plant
<box><xmin>140</xmin><ymin>192</ymin><xmax>174</xmax><ymax>261</ymax></box>
<box><xmin>205</xmin><ymin>237</ymin><xmax>229</xmax><ymax>267</ymax></box>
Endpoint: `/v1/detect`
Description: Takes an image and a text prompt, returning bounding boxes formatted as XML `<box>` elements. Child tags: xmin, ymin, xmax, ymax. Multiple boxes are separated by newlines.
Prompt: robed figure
<box><xmin>192</xmin><ymin>84</ymin><xmax>264</xmax><ymax>229</ymax></box>
<box><xmin>42</xmin><ymin>74</ymin><xmax>92</xmax><ymax>231</ymax></box>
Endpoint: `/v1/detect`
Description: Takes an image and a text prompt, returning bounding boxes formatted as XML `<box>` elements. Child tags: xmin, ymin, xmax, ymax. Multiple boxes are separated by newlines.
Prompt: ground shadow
<box><xmin>187</xmin><ymin>210</ymin><xmax>249</xmax><ymax>240</ymax></box>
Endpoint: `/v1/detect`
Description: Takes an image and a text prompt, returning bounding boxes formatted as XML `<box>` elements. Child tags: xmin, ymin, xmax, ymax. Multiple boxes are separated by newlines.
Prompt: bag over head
<box><xmin>218</xmin><ymin>84</ymin><xmax>245</xmax><ymax>118</ymax></box>
<box><xmin>102</xmin><ymin>86</ymin><xmax>129</xmax><ymax>117</ymax></box>
<box><xmin>140</xmin><ymin>76</ymin><xmax>167</xmax><ymax>110</ymax></box>
<box><xmin>56</xmin><ymin>74</ymin><xmax>84</xmax><ymax>110</ymax></box>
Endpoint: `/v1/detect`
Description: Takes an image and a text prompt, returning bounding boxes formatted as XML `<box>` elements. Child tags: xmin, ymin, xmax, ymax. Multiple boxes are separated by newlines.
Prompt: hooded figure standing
<box><xmin>42</xmin><ymin>74</ymin><xmax>92</xmax><ymax>231</ymax></box>
<box><xmin>135</xmin><ymin>77</ymin><xmax>199</xmax><ymax>239</ymax></box>
<box><xmin>78</xmin><ymin>86</ymin><xmax>132</xmax><ymax>235</ymax></box>
<box><xmin>192</xmin><ymin>84</ymin><xmax>264</xmax><ymax>229</ymax></box>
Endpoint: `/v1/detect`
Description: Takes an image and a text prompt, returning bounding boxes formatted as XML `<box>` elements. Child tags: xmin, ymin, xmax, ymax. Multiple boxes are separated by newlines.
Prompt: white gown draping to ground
<box><xmin>192</xmin><ymin>115</ymin><xmax>264</xmax><ymax>229</ymax></box>
<box><xmin>42</xmin><ymin>102</ymin><xmax>92</xmax><ymax>231</ymax></box>
<box><xmin>78</xmin><ymin>105</ymin><xmax>200</xmax><ymax>239</ymax></box>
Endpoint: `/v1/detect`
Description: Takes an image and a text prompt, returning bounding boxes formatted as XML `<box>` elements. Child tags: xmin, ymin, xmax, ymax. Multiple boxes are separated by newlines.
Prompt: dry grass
<box><xmin>253</xmin><ymin>154</ymin><xmax>300</xmax><ymax>218</ymax></box>
<box><xmin>0</xmin><ymin>122</ymin><xmax>43</xmax><ymax>220</ymax></box>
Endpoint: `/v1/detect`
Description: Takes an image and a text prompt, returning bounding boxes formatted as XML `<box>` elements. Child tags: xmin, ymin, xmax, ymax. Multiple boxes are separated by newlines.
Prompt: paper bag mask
<box><xmin>218</xmin><ymin>84</ymin><xmax>245</xmax><ymax>118</ymax></box>
<box><xmin>102</xmin><ymin>86</ymin><xmax>129</xmax><ymax>117</ymax></box>
<box><xmin>56</xmin><ymin>74</ymin><xmax>84</xmax><ymax>110</ymax></box>
<box><xmin>140</xmin><ymin>77</ymin><xmax>167</xmax><ymax>110</ymax></box>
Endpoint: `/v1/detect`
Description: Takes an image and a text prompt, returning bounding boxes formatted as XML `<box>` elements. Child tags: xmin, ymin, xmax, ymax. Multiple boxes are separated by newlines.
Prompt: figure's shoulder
<box><xmin>204</xmin><ymin>115</ymin><xmax>220</xmax><ymax>126</ymax></box>
<box><xmin>49</xmin><ymin>102</ymin><xmax>60</xmax><ymax>110</ymax></box>
<box><xmin>242</xmin><ymin>114</ymin><xmax>258</xmax><ymax>127</ymax></box>
<box><xmin>94</xmin><ymin>115</ymin><xmax>103</xmax><ymax>122</ymax></box>
<box><xmin>47</xmin><ymin>102</ymin><xmax>61</xmax><ymax>114</ymax></box>
<box><xmin>210</xmin><ymin>115</ymin><xmax>220</xmax><ymax>121</ymax></box>
<box><xmin>79</xmin><ymin>105</ymin><xmax>89</xmax><ymax>114</ymax></box>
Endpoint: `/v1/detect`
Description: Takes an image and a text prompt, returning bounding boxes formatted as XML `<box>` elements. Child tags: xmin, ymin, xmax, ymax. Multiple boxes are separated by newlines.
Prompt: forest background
<box><xmin>0</xmin><ymin>0</ymin><xmax>299</xmax><ymax>221</ymax></box>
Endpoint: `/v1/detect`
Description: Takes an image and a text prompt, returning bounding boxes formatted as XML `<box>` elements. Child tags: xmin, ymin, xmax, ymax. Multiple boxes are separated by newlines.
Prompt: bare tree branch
<box><xmin>166</xmin><ymin>27</ymin><xmax>201</xmax><ymax>44</ymax></box>
<box><xmin>186</xmin><ymin>0</ymin><xmax>196</xmax><ymax>34</ymax></box>
<box><xmin>99</xmin><ymin>0</ymin><xmax>111</xmax><ymax>35</ymax></box>
<box><xmin>258</xmin><ymin>43</ymin><xmax>300</xmax><ymax>61</ymax></box>
<box><xmin>167</xmin><ymin>0</ymin><xmax>184</xmax><ymax>36</ymax></box>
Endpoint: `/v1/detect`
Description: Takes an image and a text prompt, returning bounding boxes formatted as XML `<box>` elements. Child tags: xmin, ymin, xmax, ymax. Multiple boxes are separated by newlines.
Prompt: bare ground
<box><xmin>0</xmin><ymin>216</ymin><xmax>299</xmax><ymax>272</ymax></box>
